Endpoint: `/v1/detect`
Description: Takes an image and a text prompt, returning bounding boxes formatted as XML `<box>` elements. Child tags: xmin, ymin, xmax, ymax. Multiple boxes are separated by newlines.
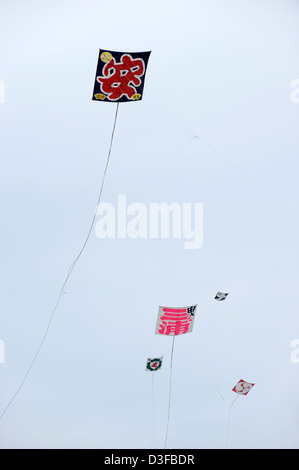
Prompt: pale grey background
<box><xmin>0</xmin><ymin>0</ymin><xmax>299</xmax><ymax>449</ymax></box>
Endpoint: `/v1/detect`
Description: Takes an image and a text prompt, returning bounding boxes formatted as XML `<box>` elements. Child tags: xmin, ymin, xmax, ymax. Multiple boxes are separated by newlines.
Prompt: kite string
<box><xmin>164</xmin><ymin>334</ymin><xmax>175</xmax><ymax>449</ymax></box>
<box><xmin>151</xmin><ymin>371</ymin><xmax>156</xmax><ymax>449</ymax></box>
<box><xmin>198</xmin><ymin>137</ymin><xmax>299</xmax><ymax>219</ymax></box>
<box><xmin>190</xmin><ymin>301</ymin><xmax>226</xmax><ymax>403</ymax></box>
<box><xmin>197</xmin><ymin>301</ymin><xmax>218</xmax><ymax>350</ymax></box>
<box><xmin>225</xmin><ymin>394</ymin><xmax>239</xmax><ymax>448</ymax></box>
<box><xmin>66</xmin><ymin>102</ymin><xmax>120</xmax><ymax>277</ymax></box>
<box><xmin>0</xmin><ymin>103</ymin><xmax>120</xmax><ymax>423</ymax></box>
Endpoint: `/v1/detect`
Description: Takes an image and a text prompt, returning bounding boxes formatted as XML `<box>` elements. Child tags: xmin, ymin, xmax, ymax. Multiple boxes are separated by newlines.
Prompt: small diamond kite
<box><xmin>215</xmin><ymin>292</ymin><xmax>229</xmax><ymax>301</ymax></box>
<box><xmin>232</xmin><ymin>379</ymin><xmax>255</xmax><ymax>395</ymax></box>
<box><xmin>145</xmin><ymin>357</ymin><xmax>163</xmax><ymax>372</ymax></box>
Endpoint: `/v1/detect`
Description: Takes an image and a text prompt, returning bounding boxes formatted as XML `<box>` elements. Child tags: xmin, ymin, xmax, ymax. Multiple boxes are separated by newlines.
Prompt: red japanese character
<box><xmin>158</xmin><ymin>308</ymin><xmax>193</xmax><ymax>336</ymax></box>
<box><xmin>97</xmin><ymin>54</ymin><xmax>145</xmax><ymax>101</ymax></box>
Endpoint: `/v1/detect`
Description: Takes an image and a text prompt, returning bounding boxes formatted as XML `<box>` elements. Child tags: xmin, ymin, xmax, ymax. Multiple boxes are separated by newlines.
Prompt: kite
<box><xmin>0</xmin><ymin>48</ymin><xmax>152</xmax><ymax>423</ymax></box>
<box><xmin>155</xmin><ymin>304</ymin><xmax>197</xmax><ymax>448</ymax></box>
<box><xmin>232</xmin><ymin>379</ymin><xmax>255</xmax><ymax>395</ymax></box>
<box><xmin>145</xmin><ymin>357</ymin><xmax>163</xmax><ymax>372</ymax></box>
<box><xmin>226</xmin><ymin>379</ymin><xmax>255</xmax><ymax>447</ymax></box>
<box><xmin>146</xmin><ymin>356</ymin><xmax>163</xmax><ymax>449</ymax></box>
<box><xmin>92</xmin><ymin>49</ymin><xmax>151</xmax><ymax>102</ymax></box>
<box><xmin>215</xmin><ymin>292</ymin><xmax>228</xmax><ymax>301</ymax></box>
<box><xmin>155</xmin><ymin>305</ymin><xmax>197</xmax><ymax>336</ymax></box>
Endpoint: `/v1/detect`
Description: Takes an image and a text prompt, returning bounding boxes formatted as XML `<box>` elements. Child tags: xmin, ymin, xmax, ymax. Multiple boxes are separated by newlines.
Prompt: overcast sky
<box><xmin>1</xmin><ymin>0</ymin><xmax>299</xmax><ymax>449</ymax></box>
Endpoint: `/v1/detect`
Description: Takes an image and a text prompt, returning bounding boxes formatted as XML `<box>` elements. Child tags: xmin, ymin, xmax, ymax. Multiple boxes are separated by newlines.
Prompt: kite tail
<box><xmin>0</xmin><ymin>103</ymin><xmax>120</xmax><ymax>423</ymax></box>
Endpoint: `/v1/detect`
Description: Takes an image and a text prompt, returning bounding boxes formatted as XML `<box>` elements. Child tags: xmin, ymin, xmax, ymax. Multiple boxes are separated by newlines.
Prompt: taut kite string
<box><xmin>164</xmin><ymin>334</ymin><xmax>176</xmax><ymax>449</ymax></box>
<box><xmin>0</xmin><ymin>103</ymin><xmax>120</xmax><ymax>422</ymax></box>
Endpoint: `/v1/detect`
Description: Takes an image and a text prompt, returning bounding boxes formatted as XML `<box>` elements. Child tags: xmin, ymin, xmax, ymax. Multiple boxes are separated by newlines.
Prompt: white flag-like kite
<box><xmin>145</xmin><ymin>357</ymin><xmax>163</xmax><ymax>372</ymax></box>
<box><xmin>215</xmin><ymin>292</ymin><xmax>229</xmax><ymax>301</ymax></box>
<box><xmin>155</xmin><ymin>305</ymin><xmax>197</xmax><ymax>336</ymax></box>
<box><xmin>232</xmin><ymin>379</ymin><xmax>255</xmax><ymax>395</ymax></box>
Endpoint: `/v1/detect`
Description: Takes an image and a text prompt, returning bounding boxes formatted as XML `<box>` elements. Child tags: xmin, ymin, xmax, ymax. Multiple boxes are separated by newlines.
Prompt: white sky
<box><xmin>0</xmin><ymin>0</ymin><xmax>299</xmax><ymax>449</ymax></box>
